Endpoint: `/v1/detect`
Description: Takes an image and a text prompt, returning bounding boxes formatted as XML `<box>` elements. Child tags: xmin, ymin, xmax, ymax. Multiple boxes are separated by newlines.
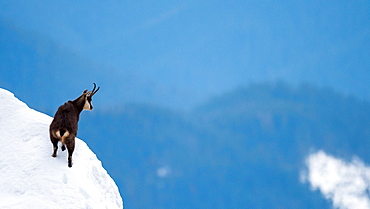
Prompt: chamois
<box><xmin>49</xmin><ymin>83</ymin><xmax>100</xmax><ymax>167</ymax></box>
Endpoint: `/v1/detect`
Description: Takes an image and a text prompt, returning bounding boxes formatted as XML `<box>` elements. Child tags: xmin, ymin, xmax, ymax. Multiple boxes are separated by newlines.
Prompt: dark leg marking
<box><xmin>66</xmin><ymin>138</ymin><xmax>75</xmax><ymax>168</ymax></box>
<box><xmin>68</xmin><ymin>156</ymin><xmax>73</xmax><ymax>168</ymax></box>
<box><xmin>52</xmin><ymin>141</ymin><xmax>58</xmax><ymax>157</ymax></box>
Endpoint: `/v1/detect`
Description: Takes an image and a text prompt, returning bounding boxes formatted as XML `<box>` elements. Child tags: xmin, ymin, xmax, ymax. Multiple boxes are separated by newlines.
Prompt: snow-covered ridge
<box><xmin>0</xmin><ymin>88</ymin><xmax>123</xmax><ymax>209</ymax></box>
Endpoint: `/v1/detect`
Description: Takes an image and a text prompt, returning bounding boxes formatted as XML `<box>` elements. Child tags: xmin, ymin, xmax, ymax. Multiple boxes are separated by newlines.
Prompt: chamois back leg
<box><xmin>51</xmin><ymin>139</ymin><xmax>58</xmax><ymax>157</ymax></box>
<box><xmin>66</xmin><ymin>137</ymin><xmax>75</xmax><ymax>167</ymax></box>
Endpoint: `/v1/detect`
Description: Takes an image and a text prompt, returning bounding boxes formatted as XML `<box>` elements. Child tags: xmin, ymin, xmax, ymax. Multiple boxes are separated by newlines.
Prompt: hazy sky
<box><xmin>0</xmin><ymin>0</ymin><xmax>369</xmax><ymax>108</ymax></box>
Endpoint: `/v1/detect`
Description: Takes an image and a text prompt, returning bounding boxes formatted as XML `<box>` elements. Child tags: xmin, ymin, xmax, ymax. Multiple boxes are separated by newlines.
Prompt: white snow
<box><xmin>0</xmin><ymin>88</ymin><xmax>123</xmax><ymax>209</ymax></box>
<box><xmin>302</xmin><ymin>150</ymin><xmax>370</xmax><ymax>209</ymax></box>
<box><xmin>156</xmin><ymin>166</ymin><xmax>171</xmax><ymax>178</ymax></box>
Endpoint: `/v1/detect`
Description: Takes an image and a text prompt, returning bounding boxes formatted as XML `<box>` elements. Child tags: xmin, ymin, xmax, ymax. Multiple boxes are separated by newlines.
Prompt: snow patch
<box><xmin>157</xmin><ymin>166</ymin><xmax>171</xmax><ymax>178</ymax></box>
<box><xmin>0</xmin><ymin>88</ymin><xmax>123</xmax><ymax>209</ymax></box>
<box><xmin>302</xmin><ymin>150</ymin><xmax>370</xmax><ymax>209</ymax></box>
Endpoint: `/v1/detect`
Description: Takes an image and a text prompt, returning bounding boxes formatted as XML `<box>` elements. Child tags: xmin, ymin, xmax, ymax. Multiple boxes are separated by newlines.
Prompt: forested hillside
<box><xmin>79</xmin><ymin>83</ymin><xmax>370</xmax><ymax>208</ymax></box>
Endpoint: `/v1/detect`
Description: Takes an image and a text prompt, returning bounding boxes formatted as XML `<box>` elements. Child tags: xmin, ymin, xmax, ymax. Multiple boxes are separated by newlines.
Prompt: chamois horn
<box><xmin>89</xmin><ymin>83</ymin><xmax>100</xmax><ymax>96</ymax></box>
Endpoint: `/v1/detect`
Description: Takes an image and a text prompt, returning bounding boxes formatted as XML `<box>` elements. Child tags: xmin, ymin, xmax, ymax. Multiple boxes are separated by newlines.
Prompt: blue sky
<box><xmin>0</xmin><ymin>0</ymin><xmax>369</xmax><ymax>109</ymax></box>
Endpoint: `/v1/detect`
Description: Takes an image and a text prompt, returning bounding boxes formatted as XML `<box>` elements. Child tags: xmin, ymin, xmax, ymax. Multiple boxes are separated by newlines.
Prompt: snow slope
<box><xmin>0</xmin><ymin>88</ymin><xmax>123</xmax><ymax>209</ymax></box>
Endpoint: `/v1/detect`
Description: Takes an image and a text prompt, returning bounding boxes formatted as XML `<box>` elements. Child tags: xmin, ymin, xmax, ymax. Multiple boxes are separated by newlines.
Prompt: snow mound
<box><xmin>0</xmin><ymin>88</ymin><xmax>123</xmax><ymax>209</ymax></box>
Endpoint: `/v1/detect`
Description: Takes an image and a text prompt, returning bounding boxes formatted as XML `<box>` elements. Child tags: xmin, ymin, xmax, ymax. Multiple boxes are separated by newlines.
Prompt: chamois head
<box><xmin>82</xmin><ymin>83</ymin><xmax>100</xmax><ymax>110</ymax></box>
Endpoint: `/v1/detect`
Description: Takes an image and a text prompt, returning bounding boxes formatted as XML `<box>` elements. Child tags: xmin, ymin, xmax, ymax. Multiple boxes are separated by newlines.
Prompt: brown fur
<box><xmin>49</xmin><ymin>85</ymin><xmax>98</xmax><ymax>167</ymax></box>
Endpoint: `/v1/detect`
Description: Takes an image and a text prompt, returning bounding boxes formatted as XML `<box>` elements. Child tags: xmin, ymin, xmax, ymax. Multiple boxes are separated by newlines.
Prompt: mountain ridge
<box><xmin>79</xmin><ymin>83</ymin><xmax>370</xmax><ymax>208</ymax></box>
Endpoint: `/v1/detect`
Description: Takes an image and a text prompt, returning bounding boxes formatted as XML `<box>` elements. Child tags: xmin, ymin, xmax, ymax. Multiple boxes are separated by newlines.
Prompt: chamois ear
<box><xmin>83</xmin><ymin>90</ymin><xmax>88</xmax><ymax>94</ymax></box>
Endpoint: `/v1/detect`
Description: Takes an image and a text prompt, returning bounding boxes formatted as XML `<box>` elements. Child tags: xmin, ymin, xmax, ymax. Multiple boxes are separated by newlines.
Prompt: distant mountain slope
<box><xmin>0</xmin><ymin>21</ymin><xmax>103</xmax><ymax>111</ymax></box>
<box><xmin>0</xmin><ymin>20</ymin><xmax>178</xmax><ymax>113</ymax></box>
<box><xmin>1</xmin><ymin>1</ymin><xmax>369</xmax><ymax>103</ymax></box>
<box><xmin>196</xmin><ymin>82</ymin><xmax>370</xmax><ymax>161</ymax></box>
<box><xmin>77</xmin><ymin>83</ymin><xmax>370</xmax><ymax>208</ymax></box>
<box><xmin>0</xmin><ymin>88</ymin><xmax>123</xmax><ymax>209</ymax></box>
<box><xmin>0</xmin><ymin>19</ymin><xmax>218</xmax><ymax>112</ymax></box>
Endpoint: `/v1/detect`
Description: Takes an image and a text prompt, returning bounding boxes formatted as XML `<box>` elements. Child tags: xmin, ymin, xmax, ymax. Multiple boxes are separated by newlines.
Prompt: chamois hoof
<box><xmin>68</xmin><ymin>162</ymin><xmax>73</xmax><ymax>168</ymax></box>
<box><xmin>52</xmin><ymin>154</ymin><xmax>57</xmax><ymax>158</ymax></box>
